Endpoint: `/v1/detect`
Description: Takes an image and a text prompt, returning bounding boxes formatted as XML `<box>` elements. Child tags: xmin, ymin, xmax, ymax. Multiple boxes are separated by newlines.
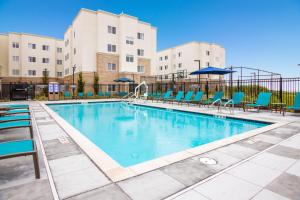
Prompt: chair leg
<box><xmin>29</xmin><ymin>125</ymin><xmax>34</xmax><ymax>138</ymax></box>
<box><xmin>33</xmin><ymin>153</ymin><xmax>40</xmax><ymax>179</ymax></box>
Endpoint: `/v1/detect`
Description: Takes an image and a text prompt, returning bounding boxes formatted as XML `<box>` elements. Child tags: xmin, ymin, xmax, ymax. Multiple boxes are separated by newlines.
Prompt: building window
<box><xmin>107</xmin><ymin>44</ymin><xmax>116</xmax><ymax>52</ymax></box>
<box><xmin>126</xmin><ymin>37</ymin><xmax>134</xmax><ymax>45</ymax></box>
<box><xmin>107</xmin><ymin>63</ymin><xmax>117</xmax><ymax>71</ymax></box>
<box><xmin>57</xmin><ymin>72</ymin><xmax>63</xmax><ymax>77</ymax></box>
<box><xmin>57</xmin><ymin>47</ymin><xmax>62</xmax><ymax>53</ymax></box>
<box><xmin>165</xmin><ymin>56</ymin><xmax>168</xmax><ymax>60</ymax></box>
<box><xmin>165</xmin><ymin>65</ymin><xmax>168</xmax><ymax>70</ymax></box>
<box><xmin>42</xmin><ymin>58</ymin><xmax>49</xmax><ymax>63</ymax></box>
<box><xmin>206</xmin><ymin>51</ymin><xmax>210</xmax><ymax>56</ymax></box>
<box><xmin>42</xmin><ymin>70</ymin><xmax>49</xmax><ymax>76</ymax></box>
<box><xmin>159</xmin><ymin>66</ymin><xmax>163</xmax><ymax>70</ymax></box>
<box><xmin>108</xmin><ymin>26</ymin><xmax>116</xmax><ymax>34</ymax></box>
<box><xmin>57</xmin><ymin>60</ymin><xmax>62</xmax><ymax>65</ymax></box>
<box><xmin>137</xmin><ymin>32</ymin><xmax>144</xmax><ymax>40</ymax></box>
<box><xmin>126</xmin><ymin>55</ymin><xmax>134</xmax><ymax>62</ymax></box>
<box><xmin>137</xmin><ymin>49</ymin><xmax>144</xmax><ymax>56</ymax></box>
<box><xmin>28</xmin><ymin>57</ymin><xmax>36</xmax><ymax>62</ymax></box>
<box><xmin>178</xmin><ymin>52</ymin><xmax>182</xmax><ymax>57</ymax></box>
<box><xmin>74</xmin><ymin>48</ymin><xmax>76</xmax><ymax>55</ymax></box>
<box><xmin>12</xmin><ymin>56</ymin><xmax>19</xmax><ymax>62</ymax></box>
<box><xmin>65</xmin><ymin>39</ymin><xmax>69</xmax><ymax>47</ymax></box>
<box><xmin>137</xmin><ymin>65</ymin><xmax>144</xmax><ymax>73</ymax></box>
<box><xmin>165</xmin><ymin>75</ymin><xmax>168</xmax><ymax>79</ymax></box>
<box><xmin>65</xmin><ymin>53</ymin><xmax>69</xmax><ymax>61</ymax></box>
<box><xmin>42</xmin><ymin>45</ymin><xmax>49</xmax><ymax>51</ymax></box>
<box><xmin>28</xmin><ymin>70</ymin><xmax>36</xmax><ymax>76</ymax></box>
<box><xmin>12</xmin><ymin>69</ymin><xmax>20</xmax><ymax>75</ymax></box>
<box><xmin>178</xmin><ymin>63</ymin><xmax>182</xmax><ymax>68</ymax></box>
<box><xmin>207</xmin><ymin>62</ymin><xmax>210</xmax><ymax>66</ymax></box>
<box><xmin>28</xmin><ymin>43</ymin><xmax>36</xmax><ymax>49</ymax></box>
<box><xmin>107</xmin><ymin>84</ymin><xmax>116</xmax><ymax>92</ymax></box>
<box><xmin>65</xmin><ymin>68</ymin><xmax>69</xmax><ymax>75</ymax></box>
<box><xmin>12</xmin><ymin>42</ymin><xmax>19</xmax><ymax>48</ymax></box>
<box><xmin>159</xmin><ymin>57</ymin><xmax>162</xmax><ymax>61</ymax></box>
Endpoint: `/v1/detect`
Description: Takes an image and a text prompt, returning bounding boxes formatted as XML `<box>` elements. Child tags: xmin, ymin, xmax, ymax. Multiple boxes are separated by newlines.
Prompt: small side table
<box><xmin>271</xmin><ymin>103</ymin><xmax>286</xmax><ymax>116</ymax></box>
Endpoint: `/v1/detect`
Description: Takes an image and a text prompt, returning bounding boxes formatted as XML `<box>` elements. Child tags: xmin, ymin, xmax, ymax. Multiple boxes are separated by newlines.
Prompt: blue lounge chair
<box><xmin>287</xmin><ymin>92</ymin><xmax>300</xmax><ymax>111</ymax></box>
<box><xmin>168</xmin><ymin>91</ymin><xmax>184</xmax><ymax>104</ymax></box>
<box><xmin>202</xmin><ymin>91</ymin><xmax>224</xmax><ymax>107</ymax></box>
<box><xmin>105</xmin><ymin>92</ymin><xmax>111</xmax><ymax>98</ymax></box>
<box><xmin>64</xmin><ymin>91</ymin><xmax>71</xmax><ymax>99</ymax></box>
<box><xmin>179</xmin><ymin>91</ymin><xmax>194</xmax><ymax>105</ymax></box>
<box><xmin>3</xmin><ymin>109</ymin><xmax>30</xmax><ymax>115</ymax></box>
<box><xmin>188</xmin><ymin>91</ymin><xmax>204</xmax><ymax>105</ymax></box>
<box><xmin>0</xmin><ymin>139</ymin><xmax>40</xmax><ymax>179</ymax></box>
<box><xmin>155</xmin><ymin>90</ymin><xmax>172</xmax><ymax>102</ymax></box>
<box><xmin>77</xmin><ymin>92</ymin><xmax>84</xmax><ymax>98</ymax></box>
<box><xmin>0</xmin><ymin>104</ymin><xmax>29</xmax><ymax>110</ymax></box>
<box><xmin>0</xmin><ymin>120</ymin><xmax>33</xmax><ymax>138</ymax></box>
<box><xmin>244</xmin><ymin>92</ymin><xmax>272</xmax><ymax>112</ymax></box>
<box><xmin>98</xmin><ymin>91</ymin><xmax>104</xmax><ymax>97</ymax></box>
<box><xmin>220</xmin><ymin>92</ymin><xmax>245</xmax><ymax>108</ymax></box>
<box><xmin>87</xmin><ymin>91</ymin><xmax>93</xmax><ymax>98</ymax></box>
<box><xmin>0</xmin><ymin>114</ymin><xmax>30</xmax><ymax>122</ymax></box>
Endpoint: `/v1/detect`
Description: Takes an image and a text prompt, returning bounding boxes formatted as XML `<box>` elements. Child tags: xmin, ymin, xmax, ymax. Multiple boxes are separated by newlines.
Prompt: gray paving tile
<box><xmin>264</xmin><ymin>127</ymin><xmax>298</xmax><ymax>139</ymax></box>
<box><xmin>194</xmin><ymin>173</ymin><xmax>261</xmax><ymax>200</ymax></box>
<box><xmin>227</xmin><ymin>161</ymin><xmax>281</xmax><ymax>187</ymax></box>
<box><xmin>267</xmin><ymin>172</ymin><xmax>300</xmax><ymax>200</ymax></box>
<box><xmin>67</xmin><ymin>184</ymin><xmax>130</xmax><ymax>200</ymax></box>
<box><xmin>268</xmin><ymin>145</ymin><xmax>300</xmax><ymax>159</ymax></box>
<box><xmin>118</xmin><ymin>170</ymin><xmax>185</xmax><ymax>200</ymax></box>
<box><xmin>55</xmin><ymin>167</ymin><xmax>110</xmax><ymax>199</ymax></box>
<box><xmin>280</xmin><ymin>134</ymin><xmax>300</xmax><ymax>150</ymax></box>
<box><xmin>38</xmin><ymin>124</ymin><xmax>67</xmax><ymax>141</ymax></box>
<box><xmin>161</xmin><ymin>157</ymin><xmax>217</xmax><ymax>186</ymax></box>
<box><xmin>216</xmin><ymin>144</ymin><xmax>258</xmax><ymax>160</ymax></box>
<box><xmin>250</xmin><ymin>152</ymin><xmax>296</xmax><ymax>172</ymax></box>
<box><xmin>43</xmin><ymin>139</ymin><xmax>81</xmax><ymax>160</ymax></box>
<box><xmin>252</xmin><ymin>134</ymin><xmax>283</xmax><ymax>144</ymax></box>
<box><xmin>0</xmin><ymin>179</ymin><xmax>53</xmax><ymax>200</ymax></box>
<box><xmin>172</xmin><ymin>190</ymin><xmax>209</xmax><ymax>200</ymax></box>
<box><xmin>236</xmin><ymin>139</ymin><xmax>273</xmax><ymax>151</ymax></box>
<box><xmin>287</xmin><ymin>160</ymin><xmax>300</xmax><ymax>177</ymax></box>
<box><xmin>252</xmin><ymin>189</ymin><xmax>291</xmax><ymax>200</ymax></box>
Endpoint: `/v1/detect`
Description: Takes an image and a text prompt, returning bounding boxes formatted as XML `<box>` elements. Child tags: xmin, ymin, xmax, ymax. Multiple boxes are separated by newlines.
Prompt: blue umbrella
<box><xmin>190</xmin><ymin>66</ymin><xmax>235</xmax><ymax>75</ymax></box>
<box><xmin>114</xmin><ymin>77</ymin><xmax>134</xmax><ymax>83</ymax></box>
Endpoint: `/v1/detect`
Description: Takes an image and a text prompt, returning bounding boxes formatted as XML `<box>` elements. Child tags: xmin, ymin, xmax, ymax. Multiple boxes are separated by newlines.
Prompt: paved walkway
<box><xmin>0</xmin><ymin>100</ymin><xmax>299</xmax><ymax>200</ymax></box>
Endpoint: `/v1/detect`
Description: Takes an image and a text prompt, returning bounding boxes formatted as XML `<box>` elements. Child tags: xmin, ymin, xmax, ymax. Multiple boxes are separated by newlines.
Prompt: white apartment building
<box><xmin>0</xmin><ymin>32</ymin><xmax>64</xmax><ymax>82</ymax></box>
<box><xmin>155</xmin><ymin>41</ymin><xmax>225</xmax><ymax>80</ymax></box>
<box><xmin>63</xmin><ymin>8</ymin><xmax>157</xmax><ymax>85</ymax></box>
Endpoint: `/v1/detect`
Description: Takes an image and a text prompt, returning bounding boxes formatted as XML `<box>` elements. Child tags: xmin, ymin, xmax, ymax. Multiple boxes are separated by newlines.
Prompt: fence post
<box><xmin>279</xmin><ymin>77</ymin><xmax>283</xmax><ymax>103</ymax></box>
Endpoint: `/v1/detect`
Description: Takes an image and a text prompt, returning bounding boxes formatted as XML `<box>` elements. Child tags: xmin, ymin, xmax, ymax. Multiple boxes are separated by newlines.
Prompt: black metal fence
<box><xmin>1</xmin><ymin>78</ymin><xmax>300</xmax><ymax>106</ymax></box>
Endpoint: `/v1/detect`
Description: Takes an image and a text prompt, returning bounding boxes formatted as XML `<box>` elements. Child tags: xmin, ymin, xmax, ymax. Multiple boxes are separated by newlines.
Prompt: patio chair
<box><xmin>64</xmin><ymin>91</ymin><xmax>71</xmax><ymax>99</ymax></box>
<box><xmin>105</xmin><ymin>92</ymin><xmax>111</xmax><ymax>98</ymax></box>
<box><xmin>218</xmin><ymin>92</ymin><xmax>245</xmax><ymax>112</ymax></box>
<box><xmin>87</xmin><ymin>91</ymin><xmax>93</xmax><ymax>98</ymax></box>
<box><xmin>188</xmin><ymin>91</ymin><xmax>204</xmax><ymax>105</ymax></box>
<box><xmin>0</xmin><ymin>139</ymin><xmax>40</xmax><ymax>179</ymax></box>
<box><xmin>0</xmin><ymin>120</ymin><xmax>33</xmax><ymax>138</ymax></box>
<box><xmin>77</xmin><ymin>92</ymin><xmax>84</xmax><ymax>99</ymax></box>
<box><xmin>0</xmin><ymin>114</ymin><xmax>30</xmax><ymax>122</ymax></box>
<box><xmin>0</xmin><ymin>104</ymin><xmax>29</xmax><ymax>110</ymax></box>
<box><xmin>287</xmin><ymin>92</ymin><xmax>300</xmax><ymax>111</ymax></box>
<box><xmin>98</xmin><ymin>91</ymin><xmax>104</xmax><ymax>97</ymax></box>
<box><xmin>178</xmin><ymin>91</ymin><xmax>194</xmax><ymax>105</ymax></box>
<box><xmin>155</xmin><ymin>90</ymin><xmax>172</xmax><ymax>102</ymax></box>
<box><xmin>244</xmin><ymin>92</ymin><xmax>272</xmax><ymax>112</ymax></box>
<box><xmin>201</xmin><ymin>91</ymin><xmax>224</xmax><ymax>107</ymax></box>
<box><xmin>3</xmin><ymin>109</ymin><xmax>30</xmax><ymax>115</ymax></box>
<box><xmin>167</xmin><ymin>91</ymin><xmax>184</xmax><ymax>104</ymax></box>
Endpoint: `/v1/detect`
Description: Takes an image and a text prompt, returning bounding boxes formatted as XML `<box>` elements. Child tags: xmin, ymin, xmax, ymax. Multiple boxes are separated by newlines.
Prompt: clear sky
<box><xmin>0</xmin><ymin>0</ymin><xmax>299</xmax><ymax>77</ymax></box>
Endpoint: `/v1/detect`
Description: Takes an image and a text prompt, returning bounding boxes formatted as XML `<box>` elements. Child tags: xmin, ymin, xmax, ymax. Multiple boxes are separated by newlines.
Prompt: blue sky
<box><xmin>0</xmin><ymin>0</ymin><xmax>299</xmax><ymax>77</ymax></box>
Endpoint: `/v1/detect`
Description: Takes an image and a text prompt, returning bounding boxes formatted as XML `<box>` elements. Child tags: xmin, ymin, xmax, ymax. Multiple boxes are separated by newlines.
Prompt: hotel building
<box><xmin>63</xmin><ymin>9</ymin><xmax>157</xmax><ymax>89</ymax></box>
<box><xmin>0</xmin><ymin>33</ymin><xmax>64</xmax><ymax>83</ymax></box>
<box><xmin>154</xmin><ymin>41</ymin><xmax>225</xmax><ymax>80</ymax></box>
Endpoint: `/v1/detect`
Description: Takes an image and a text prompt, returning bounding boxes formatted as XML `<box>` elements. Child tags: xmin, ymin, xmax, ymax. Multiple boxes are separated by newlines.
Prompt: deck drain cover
<box><xmin>199</xmin><ymin>157</ymin><xmax>217</xmax><ymax>165</ymax></box>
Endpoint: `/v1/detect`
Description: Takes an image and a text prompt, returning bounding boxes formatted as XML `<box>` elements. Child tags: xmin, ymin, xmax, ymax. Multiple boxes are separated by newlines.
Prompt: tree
<box><xmin>77</xmin><ymin>72</ymin><xmax>85</xmax><ymax>93</ymax></box>
<box><xmin>93</xmin><ymin>72</ymin><xmax>99</xmax><ymax>94</ymax></box>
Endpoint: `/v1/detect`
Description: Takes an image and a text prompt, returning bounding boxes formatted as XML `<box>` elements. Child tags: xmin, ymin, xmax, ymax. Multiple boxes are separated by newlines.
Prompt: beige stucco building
<box><xmin>154</xmin><ymin>41</ymin><xmax>225</xmax><ymax>80</ymax></box>
<box><xmin>0</xmin><ymin>33</ymin><xmax>64</xmax><ymax>83</ymax></box>
<box><xmin>63</xmin><ymin>8</ymin><xmax>157</xmax><ymax>87</ymax></box>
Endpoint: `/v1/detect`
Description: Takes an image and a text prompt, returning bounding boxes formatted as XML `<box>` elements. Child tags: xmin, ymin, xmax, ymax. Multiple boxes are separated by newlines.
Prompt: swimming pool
<box><xmin>48</xmin><ymin>102</ymin><xmax>268</xmax><ymax>167</ymax></box>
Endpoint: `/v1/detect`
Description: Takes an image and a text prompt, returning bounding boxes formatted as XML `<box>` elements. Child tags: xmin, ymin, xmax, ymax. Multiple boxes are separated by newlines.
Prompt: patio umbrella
<box><xmin>190</xmin><ymin>66</ymin><xmax>236</xmax><ymax>98</ymax></box>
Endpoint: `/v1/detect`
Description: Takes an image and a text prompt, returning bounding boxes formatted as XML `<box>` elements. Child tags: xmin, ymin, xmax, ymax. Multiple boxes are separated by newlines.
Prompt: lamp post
<box><xmin>72</xmin><ymin>65</ymin><xmax>76</xmax><ymax>99</ymax></box>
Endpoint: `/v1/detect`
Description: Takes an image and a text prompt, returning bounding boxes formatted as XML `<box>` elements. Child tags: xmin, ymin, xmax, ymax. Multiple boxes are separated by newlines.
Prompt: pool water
<box><xmin>48</xmin><ymin>102</ymin><xmax>268</xmax><ymax>167</ymax></box>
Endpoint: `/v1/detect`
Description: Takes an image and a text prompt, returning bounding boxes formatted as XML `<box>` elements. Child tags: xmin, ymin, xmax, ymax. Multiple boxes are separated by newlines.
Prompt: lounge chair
<box><xmin>87</xmin><ymin>91</ymin><xmax>93</xmax><ymax>98</ymax></box>
<box><xmin>0</xmin><ymin>104</ymin><xmax>29</xmax><ymax>110</ymax></box>
<box><xmin>105</xmin><ymin>92</ymin><xmax>111</xmax><ymax>98</ymax></box>
<box><xmin>155</xmin><ymin>90</ymin><xmax>172</xmax><ymax>102</ymax></box>
<box><xmin>98</xmin><ymin>91</ymin><xmax>104</xmax><ymax>97</ymax></box>
<box><xmin>218</xmin><ymin>92</ymin><xmax>245</xmax><ymax>112</ymax></box>
<box><xmin>167</xmin><ymin>91</ymin><xmax>184</xmax><ymax>104</ymax></box>
<box><xmin>178</xmin><ymin>91</ymin><xmax>194</xmax><ymax>105</ymax></box>
<box><xmin>77</xmin><ymin>92</ymin><xmax>84</xmax><ymax>99</ymax></box>
<box><xmin>2</xmin><ymin>109</ymin><xmax>30</xmax><ymax>115</ymax></box>
<box><xmin>188</xmin><ymin>91</ymin><xmax>204</xmax><ymax>105</ymax></box>
<box><xmin>0</xmin><ymin>139</ymin><xmax>40</xmax><ymax>179</ymax></box>
<box><xmin>0</xmin><ymin>114</ymin><xmax>30</xmax><ymax>122</ymax></box>
<box><xmin>0</xmin><ymin>120</ymin><xmax>33</xmax><ymax>138</ymax></box>
<box><xmin>201</xmin><ymin>91</ymin><xmax>224</xmax><ymax>107</ymax></box>
<box><xmin>64</xmin><ymin>91</ymin><xmax>71</xmax><ymax>99</ymax></box>
<box><xmin>244</xmin><ymin>92</ymin><xmax>272</xmax><ymax>112</ymax></box>
<box><xmin>287</xmin><ymin>92</ymin><xmax>300</xmax><ymax>111</ymax></box>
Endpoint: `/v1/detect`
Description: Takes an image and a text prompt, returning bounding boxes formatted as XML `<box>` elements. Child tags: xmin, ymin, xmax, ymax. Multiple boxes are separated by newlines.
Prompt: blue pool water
<box><xmin>48</xmin><ymin>102</ymin><xmax>268</xmax><ymax>167</ymax></box>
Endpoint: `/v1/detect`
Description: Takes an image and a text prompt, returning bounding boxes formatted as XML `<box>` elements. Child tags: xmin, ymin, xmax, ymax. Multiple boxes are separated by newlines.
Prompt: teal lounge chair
<box><xmin>179</xmin><ymin>91</ymin><xmax>194</xmax><ymax>105</ymax></box>
<box><xmin>244</xmin><ymin>92</ymin><xmax>272</xmax><ymax>112</ymax></box>
<box><xmin>168</xmin><ymin>91</ymin><xmax>184</xmax><ymax>104</ymax></box>
<box><xmin>3</xmin><ymin>109</ymin><xmax>30</xmax><ymax>115</ymax></box>
<box><xmin>64</xmin><ymin>91</ymin><xmax>71</xmax><ymax>99</ymax></box>
<box><xmin>0</xmin><ymin>139</ymin><xmax>40</xmax><ymax>179</ymax></box>
<box><xmin>220</xmin><ymin>92</ymin><xmax>245</xmax><ymax>108</ymax></box>
<box><xmin>87</xmin><ymin>91</ymin><xmax>93</xmax><ymax>98</ymax></box>
<box><xmin>0</xmin><ymin>120</ymin><xmax>33</xmax><ymax>138</ymax></box>
<box><xmin>287</xmin><ymin>92</ymin><xmax>300</xmax><ymax>111</ymax></box>
<box><xmin>202</xmin><ymin>91</ymin><xmax>224</xmax><ymax>107</ymax></box>
<box><xmin>0</xmin><ymin>114</ymin><xmax>30</xmax><ymax>122</ymax></box>
<box><xmin>0</xmin><ymin>104</ymin><xmax>29</xmax><ymax>110</ymax></box>
<box><xmin>78</xmin><ymin>92</ymin><xmax>84</xmax><ymax>98</ymax></box>
<box><xmin>188</xmin><ymin>91</ymin><xmax>204</xmax><ymax>105</ymax></box>
<box><xmin>156</xmin><ymin>90</ymin><xmax>172</xmax><ymax>102</ymax></box>
<box><xmin>105</xmin><ymin>92</ymin><xmax>111</xmax><ymax>98</ymax></box>
<box><xmin>98</xmin><ymin>91</ymin><xmax>104</xmax><ymax>97</ymax></box>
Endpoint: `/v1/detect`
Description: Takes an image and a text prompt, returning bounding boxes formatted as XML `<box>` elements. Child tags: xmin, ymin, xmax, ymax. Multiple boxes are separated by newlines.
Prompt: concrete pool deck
<box><xmin>0</xmin><ymin>99</ymin><xmax>300</xmax><ymax>200</ymax></box>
